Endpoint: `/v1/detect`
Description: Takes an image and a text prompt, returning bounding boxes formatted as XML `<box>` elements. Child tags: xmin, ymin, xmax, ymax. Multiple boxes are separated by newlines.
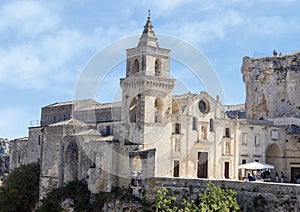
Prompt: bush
<box><xmin>154</xmin><ymin>182</ymin><xmax>240</xmax><ymax>212</ymax></box>
<box><xmin>37</xmin><ymin>180</ymin><xmax>91</xmax><ymax>212</ymax></box>
<box><xmin>0</xmin><ymin>163</ymin><xmax>40</xmax><ymax>212</ymax></box>
<box><xmin>198</xmin><ymin>181</ymin><xmax>240</xmax><ymax>212</ymax></box>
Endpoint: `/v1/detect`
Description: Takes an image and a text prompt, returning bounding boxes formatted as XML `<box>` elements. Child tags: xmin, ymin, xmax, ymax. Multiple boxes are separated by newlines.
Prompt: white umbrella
<box><xmin>238</xmin><ymin>161</ymin><xmax>274</xmax><ymax>170</ymax></box>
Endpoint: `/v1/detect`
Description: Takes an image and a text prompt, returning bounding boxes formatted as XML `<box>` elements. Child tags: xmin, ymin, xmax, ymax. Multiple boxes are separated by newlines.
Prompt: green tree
<box><xmin>0</xmin><ymin>163</ymin><xmax>40</xmax><ymax>212</ymax></box>
<box><xmin>155</xmin><ymin>188</ymin><xmax>178</xmax><ymax>212</ymax></box>
<box><xmin>154</xmin><ymin>182</ymin><xmax>239</xmax><ymax>212</ymax></box>
<box><xmin>37</xmin><ymin>180</ymin><xmax>91</xmax><ymax>212</ymax></box>
<box><xmin>197</xmin><ymin>182</ymin><xmax>240</xmax><ymax>212</ymax></box>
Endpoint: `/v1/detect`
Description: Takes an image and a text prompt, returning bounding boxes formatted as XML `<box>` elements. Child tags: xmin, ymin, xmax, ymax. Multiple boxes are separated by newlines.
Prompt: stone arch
<box><xmin>172</xmin><ymin>100</ymin><xmax>180</xmax><ymax>115</ymax></box>
<box><xmin>64</xmin><ymin>141</ymin><xmax>79</xmax><ymax>183</ymax></box>
<box><xmin>133</xmin><ymin>58</ymin><xmax>139</xmax><ymax>74</ymax></box>
<box><xmin>129</xmin><ymin>97</ymin><xmax>137</xmax><ymax>122</ymax></box>
<box><xmin>265</xmin><ymin>143</ymin><xmax>283</xmax><ymax>173</ymax></box>
<box><xmin>154</xmin><ymin>97</ymin><xmax>163</xmax><ymax>122</ymax></box>
<box><xmin>154</xmin><ymin>59</ymin><xmax>161</xmax><ymax>76</ymax></box>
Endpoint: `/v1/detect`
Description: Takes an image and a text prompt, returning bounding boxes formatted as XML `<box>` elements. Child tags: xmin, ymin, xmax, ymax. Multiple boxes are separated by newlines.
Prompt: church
<box><xmin>10</xmin><ymin>16</ymin><xmax>300</xmax><ymax>199</ymax></box>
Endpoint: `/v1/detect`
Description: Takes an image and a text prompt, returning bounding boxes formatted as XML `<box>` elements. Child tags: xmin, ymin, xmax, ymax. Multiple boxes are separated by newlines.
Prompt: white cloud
<box><xmin>0</xmin><ymin>29</ymin><xmax>94</xmax><ymax>90</ymax></box>
<box><xmin>0</xmin><ymin>1</ymin><xmax>138</xmax><ymax>91</ymax></box>
<box><xmin>0</xmin><ymin>1</ymin><xmax>60</xmax><ymax>37</ymax></box>
<box><xmin>158</xmin><ymin>10</ymin><xmax>244</xmax><ymax>45</ymax></box>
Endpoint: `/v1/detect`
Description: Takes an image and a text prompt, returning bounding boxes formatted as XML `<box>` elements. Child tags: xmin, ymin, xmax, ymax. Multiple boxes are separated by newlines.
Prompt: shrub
<box><xmin>0</xmin><ymin>163</ymin><xmax>40</xmax><ymax>212</ymax></box>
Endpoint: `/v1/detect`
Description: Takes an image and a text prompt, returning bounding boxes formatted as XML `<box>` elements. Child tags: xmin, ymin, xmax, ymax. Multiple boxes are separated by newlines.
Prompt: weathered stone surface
<box><xmin>242</xmin><ymin>52</ymin><xmax>300</xmax><ymax>119</ymax></box>
<box><xmin>0</xmin><ymin>138</ymin><xmax>9</xmax><ymax>175</ymax></box>
<box><xmin>102</xmin><ymin>200</ymin><xmax>142</xmax><ymax>212</ymax></box>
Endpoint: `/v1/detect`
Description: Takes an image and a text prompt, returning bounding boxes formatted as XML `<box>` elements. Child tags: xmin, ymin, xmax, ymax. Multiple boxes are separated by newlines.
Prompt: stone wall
<box><xmin>242</xmin><ymin>52</ymin><xmax>300</xmax><ymax>119</ymax></box>
<box><xmin>10</xmin><ymin>127</ymin><xmax>42</xmax><ymax>171</ymax></box>
<box><xmin>143</xmin><ymin>177</ymin><xmax>300</xmax><ymax>212</ymax></box>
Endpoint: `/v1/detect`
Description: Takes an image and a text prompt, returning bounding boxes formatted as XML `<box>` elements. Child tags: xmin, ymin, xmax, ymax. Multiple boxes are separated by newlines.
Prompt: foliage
<box><xmin>154</xmin><ymin>182</ymin><xmax>240</xmax><ymax>212</ymax></box>
<box><xmin>198</xmin><ymin>182</ymin><xmax>240</xmax><ymax>212</ymax></box>
<box><xmin>37</xmin><ymin>180</ymin><xmax>91</xmax><ymax>212</ymax></box>
<box><xmin>155</xmin><ymin>188</ymin><xmax>178</xmax><ymax>212</ymax></box>
<box><xmin>88</xmin><ymin>187</ymin><xmax>137</xmax><ymax>210</ymax></box>
<box><xmin>0</xmin><ymin>163</ymin><xmax>40</xmax><ymax>212</ymax></box>
<box><xmin>37</xmin><ymin>183</ymin><xmax>149</xmax><ymax>211</ymax></box>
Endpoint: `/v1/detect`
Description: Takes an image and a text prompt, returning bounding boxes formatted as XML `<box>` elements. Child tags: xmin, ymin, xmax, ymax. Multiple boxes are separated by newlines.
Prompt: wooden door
<box><xmin>197</xmin><ymin>152</ymin><xmax>208</xmax><ymax>178</ymax></box>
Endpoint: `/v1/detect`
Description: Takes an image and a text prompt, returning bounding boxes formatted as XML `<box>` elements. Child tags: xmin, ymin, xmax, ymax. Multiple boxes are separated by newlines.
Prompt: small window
<box><xmin>242</xmin><ymin>133</ymin><xmax>248</xmax><ymax>145</ymax></box>
<box><xmin>255</xmin><ymin>134</ymin><xmax>260</xmax><ymax>146</ymax></box>
<box><xmin>175</xmin><ymin>123</ymin><xmax>180</xmax><ymax>134</ymax></box>
<box><xmin>192</xmin><ymin>117</ymin><xmax>197</xmax><ymax>130</ymax></box>
<box><xmin>255</xmin><ymin>159</ymin><xmax>259</xmax><ymax>162</ymax></box>
<box><xmin>242</xmin><ymin>159</ymin><xmax>246</xmax><ymax>164</ymax></box>
<box><xmin>53</xmin><ymin>116</ymin><xmax>56</xmax><ymax>123</ymax></box>
<box><xmin>173</xmin><ymin>160</ymin><xmax>179</xmax><ymax>177</ymax></box>
<box><xmin>271</xmin><ymin>130</ymin><xmax>279</xmax><ymax>140</ymax></box>
<box><xmin>225</xmin><ymin>127</ymin><xmax>230</xmax><ymax>138</ymax></box>
<box><xmin>155</xmin><ymin>59</ymin><xmax>161</xmax><ymax>76</ymax></box>
<box><xmin>129</xmin><ymin>97</ymin><xmax>138</xmax><ymax>123</ymax></box>
<box><xmin>106</xmin><ymin>125</ymin><xmax>111</xmax><ymax>135</ymax></box>
<box><xmin>133</xmin><ymin>59</ymin><xmax>139</xmax><ymax>74</ymax></box>
<box><xmin>38</xmin><ymin>135</ymin><xmax>41</xmax><ymax>145</ymax></box>
<box><xmin>209</xmin><ymin>119</ymin><xmax>214</xmax><ymax>132</ymax></box>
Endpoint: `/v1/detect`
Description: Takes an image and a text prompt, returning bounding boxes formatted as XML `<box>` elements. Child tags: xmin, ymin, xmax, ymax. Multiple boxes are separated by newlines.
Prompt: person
<box><xmin>248</xmin><ymin>173</ymin><xmax>253</xmax><ymax>181</ymax></box>
<box><xmin>275</xmin><ymin>172</ymin><xmax>279</xmax><ymax>182</ymax></box>
<box><xmin>281</xmin><ymin>172</ymin><xmax>285</xmax><ymax>183</ymax></box>
<box><xmin>248</xmin><ymin>173</ymin><xmax>256</xmax><ymax>181</ymax></box>
<box><xmin>261</xmin><ymin>170</ymin><xmax>265</xmax><ymax>179</ymax></box>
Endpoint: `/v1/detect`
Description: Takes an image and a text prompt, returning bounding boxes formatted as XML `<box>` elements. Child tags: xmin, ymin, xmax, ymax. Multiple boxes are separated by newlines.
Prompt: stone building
<box><xmin>9</xmin><ymin>16</ymin><xmax>300</xmax><ymax>198</ymax></box>
<box><xmin>241</xmin><ymin>53</ymin><xmax>300</xmax><ymax>182</ymax></box>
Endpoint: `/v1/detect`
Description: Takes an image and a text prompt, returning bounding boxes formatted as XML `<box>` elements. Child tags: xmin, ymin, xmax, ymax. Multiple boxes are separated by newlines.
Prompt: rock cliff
<box><xmin>242</xmin><ymin>52</ymin><xmax>300</xmax><ymax>119</ymax></box>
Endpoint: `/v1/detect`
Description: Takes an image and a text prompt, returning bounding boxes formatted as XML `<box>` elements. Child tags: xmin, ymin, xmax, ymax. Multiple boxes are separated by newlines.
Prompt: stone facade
<box><xmin>9</xmin><ymin>16</ymin><xmax>300</xmax><ymax>199</ymax></box>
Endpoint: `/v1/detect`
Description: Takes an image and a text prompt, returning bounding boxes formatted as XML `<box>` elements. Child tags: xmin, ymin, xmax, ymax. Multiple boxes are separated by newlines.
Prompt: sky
<box><xmin>0</xmin><ymin>0</ymin><xmax>299</xmax><ymax>139</ymax></box>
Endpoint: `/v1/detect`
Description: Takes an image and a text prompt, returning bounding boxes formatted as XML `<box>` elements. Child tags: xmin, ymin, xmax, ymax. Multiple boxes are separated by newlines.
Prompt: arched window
<box><xmin>154</xmin><ymin>97</ymin><xmax>163</xmax><ymax>123</ymax></box>
<box><xmin>64</xmin><ymin>141</ymin><xmax>78</xmax><ymax>182</ymax></box>
<box><xmin>133</xmin><ymin>59</ymin><xmax>139</xmax><ymax>74</ymax></box>
<box><xmin>129</xmin><ymin>97</ymin><xmax>137</xmax><ymax>122</ymax></box>
<box><xmin>209</xmin><ymin>119</ymin><xmax>214</xmax><ymax>132</ymax></box>
<box><xmin>154</xmin><ymin>59</ymin><xmax>161</xmax><ymax>76</ymax></box>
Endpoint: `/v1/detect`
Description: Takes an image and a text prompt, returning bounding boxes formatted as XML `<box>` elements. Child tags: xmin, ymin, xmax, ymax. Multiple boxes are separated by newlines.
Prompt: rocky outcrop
<box><xmin>0</xmin><ymin>138</ymin><xmax>9</xmax><ymax>175</ymax></box>
<box><xmin>102</xmin><ymin>200</ymin><xmax>143</xmax><ymax>212</ymax></box>
<box><xmin>0</xmin><ymin>138</ymin><xmax>9</xmax><ymax>154</ymax></box>
<box><xmin>242</xmin><ymin>52</ymin><xmax>300</xmax><ymax>119</ymax></box>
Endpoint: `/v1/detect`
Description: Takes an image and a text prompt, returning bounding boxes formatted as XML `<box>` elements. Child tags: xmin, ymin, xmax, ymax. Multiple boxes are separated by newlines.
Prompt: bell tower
<box><xmin>120</xmin><ymin>14</ymin><xmax>175</xmax><ymax>145</ymax></box>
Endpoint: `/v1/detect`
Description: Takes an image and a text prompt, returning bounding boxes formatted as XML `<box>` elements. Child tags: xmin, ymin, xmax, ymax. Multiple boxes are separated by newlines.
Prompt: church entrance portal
<box><xmin>197</xmin><ymin>152</ymin><xmax>208</xmax><ymax>178</ymax></box>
